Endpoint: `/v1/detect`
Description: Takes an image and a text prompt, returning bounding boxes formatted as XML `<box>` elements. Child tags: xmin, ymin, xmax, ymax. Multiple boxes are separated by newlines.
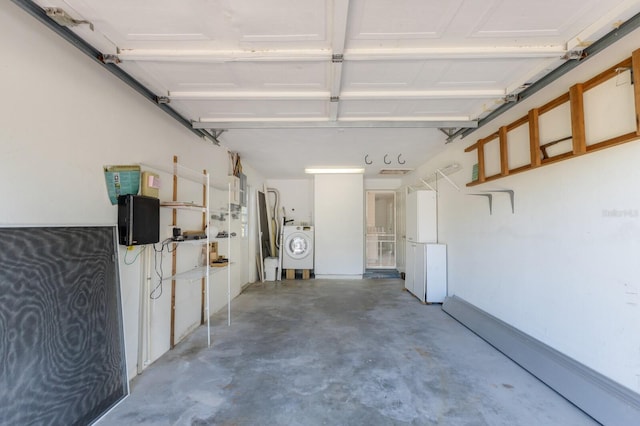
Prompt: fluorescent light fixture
<box><xmin>379</xmin><ymin>168</ymin><xmax>413</xmax><ymax>175</ymax></box>
<box><xmin>305</xmin><ymin>167</ymin><xmax>365</xmax><ymax>174</ymax></box>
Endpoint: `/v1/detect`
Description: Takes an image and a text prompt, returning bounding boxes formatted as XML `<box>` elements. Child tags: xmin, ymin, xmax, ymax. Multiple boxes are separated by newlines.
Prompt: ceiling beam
<box><xmin>344</xmin><ymin>46</ymin><xmax>567</xmax><ymax>61</ymax></box>
<box><xmin>169</xmin><ymin>91</ymin><xmax>330</xmax><ymax>100</ymax></box>
<box><xmin>193</xmin><ymin>120</ymin><xmax>478</xmax><ymax>129</ymax></box>
<box><xmin>169</xmin><ymin>89</ymin><xmax>505</xmax><ymax>101</ymax></box>
<box><xmin>116</xmin><ymin>46</ymin><xmax>567</xmax><ymax>63</ymax></box>
<box><xmin>117</xmin><ymin>49</ymin><xmax>332</xmax><ymax>62</ymax></box>
<box><xmin>331</xmin><ymin>0</ymin><xmax>350</xmax><ymax>56</ymax></box>
<box><xmin>340</xmin><ymin>89</ymin><xmax>505</xmax><ymax>100</ymax></box>
<box><xmin>329</xmin><ymin>0</ymin><xmax>350</xmax><ymax>120</ymax></box>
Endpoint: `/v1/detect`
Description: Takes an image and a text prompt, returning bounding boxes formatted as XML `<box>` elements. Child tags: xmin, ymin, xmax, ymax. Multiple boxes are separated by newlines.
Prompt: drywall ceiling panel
<box><xmin>220</xmin><ymin>127</ymin><xmax>445</xmax><ymax>179</ymax></box>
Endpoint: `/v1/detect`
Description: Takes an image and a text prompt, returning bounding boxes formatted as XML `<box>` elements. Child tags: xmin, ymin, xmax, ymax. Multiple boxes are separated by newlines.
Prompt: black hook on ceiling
<box><xmin>398</xmin><ymin>154</ymin><xmax>406</xmax><ymax>165</ymax></box>
<box><xmin>384</xmin><ymin>154</ymin><xmax>391</xmax><ymax>165</ymax></box>
<box><xmin>364</xmin><ymin>154</ymin><xmax>372</xmax><ymax>165</ymax></box>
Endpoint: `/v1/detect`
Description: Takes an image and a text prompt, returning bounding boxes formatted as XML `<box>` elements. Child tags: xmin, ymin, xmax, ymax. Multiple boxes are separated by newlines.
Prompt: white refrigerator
<box><xmin>405</xmin><ymin>191</ymin><xmax>447</xmax><ymax>303</ymax></box>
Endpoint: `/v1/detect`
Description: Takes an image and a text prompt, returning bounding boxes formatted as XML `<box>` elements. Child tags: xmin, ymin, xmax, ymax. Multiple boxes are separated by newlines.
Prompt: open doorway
<box><xmin>365</xmin><ymin>191</ymin><xmax>396</xmax><ymax>269</ymax></box>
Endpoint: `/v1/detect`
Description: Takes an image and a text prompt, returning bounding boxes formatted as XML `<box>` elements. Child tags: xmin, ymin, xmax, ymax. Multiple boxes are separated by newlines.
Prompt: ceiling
<box><xmin>26</xmin><ymin>0</ymin><xmax>640</xmax><ymax>178</ymax></box>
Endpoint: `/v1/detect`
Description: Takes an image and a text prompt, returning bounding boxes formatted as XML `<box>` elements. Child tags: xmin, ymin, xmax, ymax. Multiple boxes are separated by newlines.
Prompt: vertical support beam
<box><xmin>633</xmin><ymin>48</ymin><xmax>640</xmax><ymax>135</ymax></box>
<box><xmin>528</xmin><ymin>108</ymin><xmax>542</xmax><ymax>167</ymax></box>
<box><xmin>477</xmin><ymin>143</ymin><xmax>486</xmax><ymax>183</ymax></box>
<box><xmin>570</xmin><ymin>84</ymin><xmax>587</xmax><ymax>155</ymax></box>
<box><xmin>499</xmin><ymin>126</ymin><xmax>509</xmax><ymax>176</ymax></box>
<box><xmin>329</xmin><ymin>96</ymin><xmax>340</xmax><ymax>121</ymax></box>
<box><xmin>200</xmin><ymin>169</ymin><xmax>207</xmax><ymax>326</ymax></box>
<box><xmin>329</xmin><ymin>0</ymin><xmax>350</xmax><ymax>122</ymax></box>
<box><xmin>170</xmin><ymin>156</ymin><xmax>178</xmax><ymax>349</ymax></box>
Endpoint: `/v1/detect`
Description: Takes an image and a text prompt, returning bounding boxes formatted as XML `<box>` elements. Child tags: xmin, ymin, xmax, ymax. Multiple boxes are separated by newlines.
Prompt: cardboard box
<box><xmin>141</xmin><ymin>171</ymin><xmax>160</xmax><ymax>198</ymax></box>
<box><xmin>208</xmin><ymin>242</ymin><xmax>219</xmax><ymax>265</ymax></box>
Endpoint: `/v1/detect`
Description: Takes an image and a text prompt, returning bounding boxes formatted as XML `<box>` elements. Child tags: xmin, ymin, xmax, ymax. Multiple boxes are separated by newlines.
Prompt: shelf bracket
<box><xmin>468</xmin><ymin>193</ymin><xmax>493</xmax><ymax>215</ymax></box>
<box><xmin>481</xmin><ymin>190</ymin><xmax>515</xmax><ymax>213</ymax></box>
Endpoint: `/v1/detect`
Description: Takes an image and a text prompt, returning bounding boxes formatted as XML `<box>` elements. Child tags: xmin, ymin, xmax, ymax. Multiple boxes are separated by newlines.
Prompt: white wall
<box><xmin>404</xmin><ymin>30</ymin><xmax>640</xmax><ymax>393</ymax></box>
<box><xmin>265</xmin><ymin>179</ymin><xmax>314</xmax><ymax>225</ymax></box>
<box><xmin>0</xmin><ymin>3</ymin><xmax>263</xmax><ymax>380</ymax></box>
<box><xmin>266</xmin><ymin>177</ymin><xmax>401</xmax><ymax>228</ymax></box>
<box><xmin>314</xmin><ymin>174</ymin><xmax>364</xmax><ymax>276</ymax></box>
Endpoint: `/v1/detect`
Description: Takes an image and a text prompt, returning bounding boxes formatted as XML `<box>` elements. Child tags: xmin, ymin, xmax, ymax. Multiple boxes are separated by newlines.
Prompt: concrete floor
<box><xmin>99</xmin><ymin>279</ymin><xmax>597</xmax><ymax>426</ymax></box>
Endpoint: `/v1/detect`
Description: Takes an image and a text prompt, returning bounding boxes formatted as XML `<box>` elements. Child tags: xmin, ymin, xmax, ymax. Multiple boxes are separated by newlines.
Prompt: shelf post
<box><xmin>569</xmin><ymin>83</ymin><xmax>586</xmax><ymax>155</ymax></box>
<box><xmin>170</xmin><ymin>155</ymin><xmax>178</xmax><ymax>349</ymax></box>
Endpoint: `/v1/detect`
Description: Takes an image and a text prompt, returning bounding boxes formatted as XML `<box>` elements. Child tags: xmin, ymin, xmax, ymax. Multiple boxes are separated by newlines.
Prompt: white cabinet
<box><xmin>405</xmin><ymin>242</ymin><xmax>447</xmax><ymax>303</ymax></box>
<box><xmin>406</xmin><ymin>190</ymin><xmax>437</xmax><ymax>243</ymax></box>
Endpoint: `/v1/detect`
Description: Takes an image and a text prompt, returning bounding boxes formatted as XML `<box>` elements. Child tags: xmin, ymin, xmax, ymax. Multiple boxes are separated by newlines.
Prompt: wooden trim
<box><xmin>583</xmin><ymin>57</ymin><xmax>632</xmax><ymax>91</ymax></box>
<box><xmin>633</xmin><ymin>49</ymin><xmax>640</xmax><ymax>135</ymax></box>
<box><xmin>464</xmin><ymin>142</ymin><xmax>479</xmax><ymax>153</ymax></box>
<box><xmin>569</xmin><ymin>84</ymin><xmax>586</xmax><ymax>155</ymax></box>
<box><xmin>506</xmin><ymin>115</ymin><xmax>529</xmax><ymax>132</ymax></box>
<box><xmin>170</xmin><ymin>155</ymin><xmax>178</xmax><ymax>349</ymax></box>
<box><xmin>539</xmin><ymin>92</ymin><xmax>570</xmax><ymax>115</ymax></box>
<box><xmin>541</xmin><ymin>151</ymin><xmax>574</xmax><ymax>165</ymax></box>
<box><xmin>586</xmin><ymin>131</ymin><xmax>639</xmax><ymax>153</ymax></box>
<box><xmin>509</xmin><ymin>164</ymin><xmax>532</xmax><ymax>174</ymax></box>
<box><xmin>466</xmin><ymin>164</ymin><xmax>533</xmax><ymax>187</ymax></box>
<box><xmin>528</xmin><ymin>109</ymin><xmax>541</xmax><ymax>167</ymax></box>
<box><xmin>499</xmin><ymin>126</ymin><xmax>509</xmax><ymax>176</ymax></box>
<box><xmin>466</xmin><ymin>172</ymin><xmax>501</xmax><ymax>187</ymax></box>
<box><xmin>464</xmin><ymin>131</ymin><xmax>498</xmax><ymax>153</ymax></box>
<box><xmin>201</xmin><ymin>169</ymin><xmax>207</xmax><ymax>326</ymax></box>
<box><xmin>477</xmin><ymin>144</ymin><xmax>486</xmax><ymax>183</ymax></box>
<box><xmin>465</xmin><ymin>48</ymin><xmax>640</xmax><ymax>187</ymax></box>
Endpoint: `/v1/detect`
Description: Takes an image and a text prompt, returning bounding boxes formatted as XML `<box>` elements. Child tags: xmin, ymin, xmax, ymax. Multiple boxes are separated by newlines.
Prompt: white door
<box><xmin>414</xmin><ymin>243</ymin><xmax>426</xmax><ymax>302</ymax></box>
<box><xmin>425</xmin><ymin>244</ymin><xmax>447</xmax><ymax>303</ymax></box>
<box><xmin>405</xmin><ymin>242</ymin><xmax>414</xmax><ymax>292</ymax></box>
<box><xmin>365</xmin><ymin>191</ymin><xmax>396</xmax><ymax>269</ymax></box>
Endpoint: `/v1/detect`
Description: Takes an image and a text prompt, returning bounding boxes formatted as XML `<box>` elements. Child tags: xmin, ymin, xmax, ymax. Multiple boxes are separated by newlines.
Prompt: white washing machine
<box><xmin>282</xmin><ymin>225</ymin><xmax>314</xmax><ymax>269</ymax></box>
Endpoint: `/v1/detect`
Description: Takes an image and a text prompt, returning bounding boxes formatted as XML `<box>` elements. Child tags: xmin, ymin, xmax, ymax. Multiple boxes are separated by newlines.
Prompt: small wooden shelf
<box><xmin>464</xmin><ymin>48</ymin><xmax>640</xmax><ymax>187</ymax></box>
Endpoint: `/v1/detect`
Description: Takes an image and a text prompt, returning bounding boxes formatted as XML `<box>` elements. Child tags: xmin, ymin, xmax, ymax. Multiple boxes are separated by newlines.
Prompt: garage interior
<box><xmin>2</xmin><ymin>1</ymin><xmax>640</xmax><ymax>425</ymax></box>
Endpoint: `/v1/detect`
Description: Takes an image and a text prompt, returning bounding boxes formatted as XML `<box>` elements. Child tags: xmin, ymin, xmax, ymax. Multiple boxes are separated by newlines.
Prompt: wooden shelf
<box><xmin>465</xmin><ymin>47</ymin><xmax>640</xmax><ymax>187</ymax></box>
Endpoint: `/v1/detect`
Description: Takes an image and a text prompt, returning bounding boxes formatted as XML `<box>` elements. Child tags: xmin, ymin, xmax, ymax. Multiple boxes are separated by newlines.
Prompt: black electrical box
<box><xmin>117</xmin><ymin>194</ymin><xmax>160</xmax><ymax>246</ymax></box>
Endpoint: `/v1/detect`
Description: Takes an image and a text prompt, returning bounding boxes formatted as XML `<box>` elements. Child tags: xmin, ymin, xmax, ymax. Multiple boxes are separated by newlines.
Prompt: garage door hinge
<box><xmin>332</xmin><ymin>54</ymin><xmax>343</xmax><ymax>63</ymax></box>
<box><xmin>99</xmin><ymin>54</ymin><xmax>121</xmax><ymax>64</ymax></box>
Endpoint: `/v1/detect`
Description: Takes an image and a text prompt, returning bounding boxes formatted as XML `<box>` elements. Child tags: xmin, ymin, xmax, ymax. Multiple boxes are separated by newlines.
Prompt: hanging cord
<box><xmin>150</xmin><ymin>238</ymin><xmax>177</xmax><ymax>299</ymax></box>
<box><xmin>124</xmin><ymin>245</ymin><xmax>146</xmax><ymax>265</ymax></box>
<box><xmin>267</xmin><ymin>188</ymin><xmax>281</xmax><ymax>250</ymax></box>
